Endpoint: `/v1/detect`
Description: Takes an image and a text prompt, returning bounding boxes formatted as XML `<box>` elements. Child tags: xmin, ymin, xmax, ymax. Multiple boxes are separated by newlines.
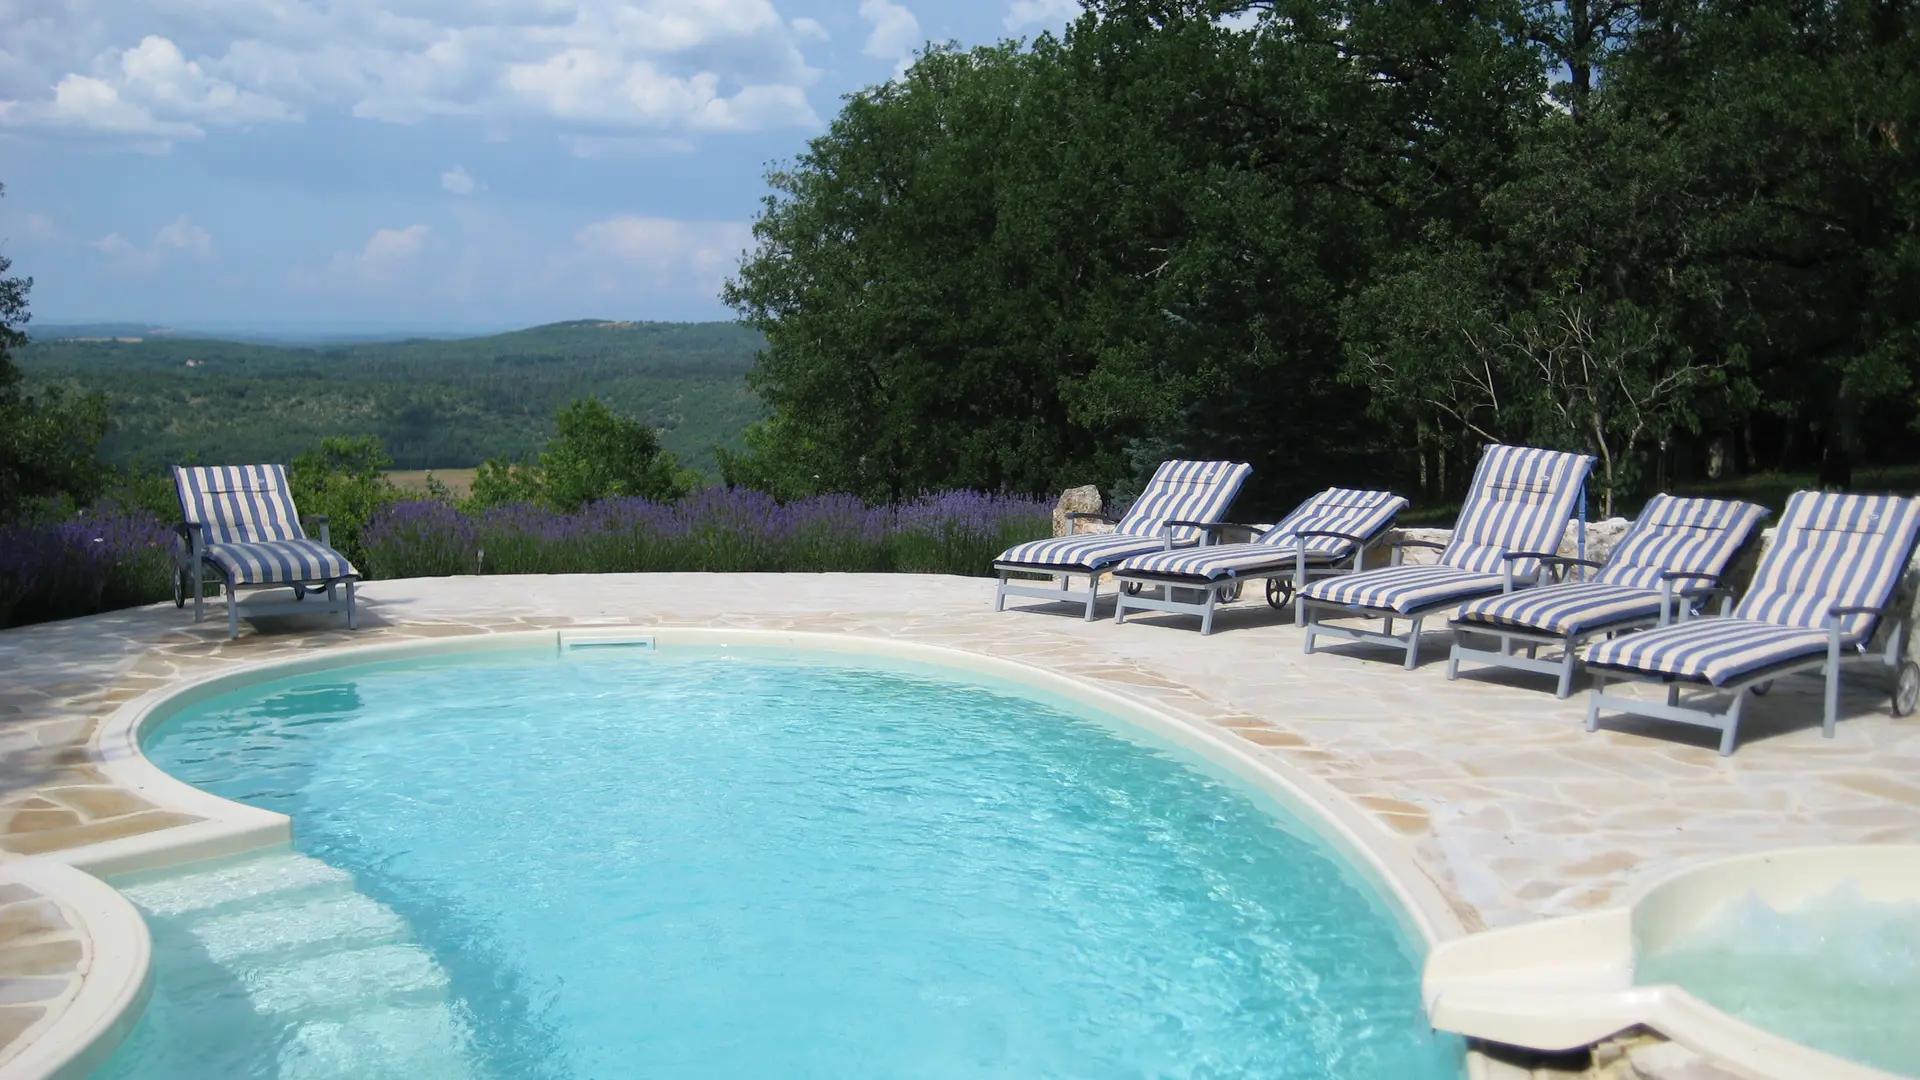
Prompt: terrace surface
<box><xmin>1</xmin><ymin>573</ymin><xmax>1917</xmax><ymax>1074</ymax></box>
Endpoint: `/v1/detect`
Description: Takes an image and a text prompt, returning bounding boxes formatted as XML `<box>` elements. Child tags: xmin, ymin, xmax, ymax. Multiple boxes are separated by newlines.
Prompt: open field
<box><xmin>386</xmin><ymin>469</ymin><xmax>479</xmax><ymax>498</ymax></box>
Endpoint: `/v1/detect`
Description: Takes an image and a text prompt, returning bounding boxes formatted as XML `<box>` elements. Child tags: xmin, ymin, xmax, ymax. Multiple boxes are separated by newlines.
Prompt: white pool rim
<box><xmin>33</xmin><ymin>626</ymin><xmax>1486</xmax><ymax>1080</ymax></box>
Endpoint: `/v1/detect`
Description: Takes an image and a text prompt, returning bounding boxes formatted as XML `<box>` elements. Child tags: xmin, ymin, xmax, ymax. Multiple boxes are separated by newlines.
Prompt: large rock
<box><xmin>1052</xmin><ymin>485</ymin><xmax>1110</xmax><ymax>538</ymax></box>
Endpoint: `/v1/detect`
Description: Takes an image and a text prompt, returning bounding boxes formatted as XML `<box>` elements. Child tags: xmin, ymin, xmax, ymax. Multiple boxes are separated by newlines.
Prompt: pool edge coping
<box><xmin>0</xmin><ymin>860</ymin><xmax>151</xmax><ymax>1080</ymax></box>
<box><xmin>56</xmin><ymin>624</ymin><xmax>1494</xmax><ymax>1079</ymax></box>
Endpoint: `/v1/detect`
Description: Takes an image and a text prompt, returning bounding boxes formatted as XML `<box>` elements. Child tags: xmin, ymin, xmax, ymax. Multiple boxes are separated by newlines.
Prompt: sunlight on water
<box><xmin>98</xmin><ymin>648</ymin><xmax>1462</xmax><ymax>1079</ymax></box>
<box><xmin>1637</xmin><ymin>882</ymin><xmax>1920</xmax><ymax>1078</ymax></box>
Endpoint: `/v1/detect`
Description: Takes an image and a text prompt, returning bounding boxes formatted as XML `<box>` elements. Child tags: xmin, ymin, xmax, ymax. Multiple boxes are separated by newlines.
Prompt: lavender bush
<box><xmin>363</xmin><ymin>488</ymin><xmax>1050</xmax><ymax>580</ymax></box>
<box><xmin>0</xmin><ymin>505</ymin><xmax>175</xmax><ymax>628</ymax></box>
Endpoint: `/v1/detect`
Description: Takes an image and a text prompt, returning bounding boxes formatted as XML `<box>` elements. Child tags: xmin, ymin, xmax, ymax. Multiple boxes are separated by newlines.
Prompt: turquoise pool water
<box><xmin>99</xmin><ymin>646</ymin><xmax>1460</xmax><ymax>1079</ymax></box>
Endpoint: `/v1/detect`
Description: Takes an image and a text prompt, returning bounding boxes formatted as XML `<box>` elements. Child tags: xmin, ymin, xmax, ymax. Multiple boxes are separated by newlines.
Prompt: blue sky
<box><xmin>0</xmin><ymin>0</ymin><xmax>1084</xmax><ymax>331</ymax></box>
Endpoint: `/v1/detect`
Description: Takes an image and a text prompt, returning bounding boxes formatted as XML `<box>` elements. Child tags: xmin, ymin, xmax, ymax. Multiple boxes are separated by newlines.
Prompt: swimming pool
<box><xmin>94</xmin><ymin>642</ymin><xmax>1461</xmax><ymax>1078</ymax></box>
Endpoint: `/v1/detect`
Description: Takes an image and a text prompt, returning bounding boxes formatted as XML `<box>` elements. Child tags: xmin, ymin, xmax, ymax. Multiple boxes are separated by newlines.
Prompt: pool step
<box><xmin>124</xmin><ymin>851</ymin><xmax>481</xmax><ymax>1078</ymax></box>
<box><xmin>277</xmin><ymin>1003</ymin><xmax>480</xmax><ymax>1080</ymax></box>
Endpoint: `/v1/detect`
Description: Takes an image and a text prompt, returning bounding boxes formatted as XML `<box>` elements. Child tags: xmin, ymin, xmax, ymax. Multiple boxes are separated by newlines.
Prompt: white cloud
<box><xmin>300</xmin><ymin>224</ymin><xmax>431</xmax><ymax>287</ymax></box>
<box><xmin>19</xmin><ymin>213</ymin><xmax>59</xmax><ymax>240</ymax></box>
<box><xmin>1004</xmin><ymin>0</ymin><xmax>1080</xmax><ymax>31</ymax></box>
<box><xmin>90</xmin><ymin>215</ymin><xmax>215</xmax><ymax>272</ymax></box>
<box><xmin>0</xmin><ymin>35</ymin><xmax>297</xmax><ymax>144</ymax></box>
<box><xmin>441</xmin><ymin>165</ymin><xmax>481</xmax><ymax>194</ymax></box>
<box><xmin>156</xmin><ymin>216</ymin><xmax>215</xmax><ymax>256</ymax></box>
<box><xmin>860</xmin><ymin>0</ymin><xmax>921</xmax><ymax>73</ymax></box>
<box><xmin>0</xmin><ymin>3</ymin><xmax>823</xmax><ymax>145</ymax></box>
<box><xmin>503</xmin><ymin>49</ymin><xmax>813</xmax><ymax>131</ymax></box>
<box><xmin>571</xmin><ymin>215</ymin><xmax>750</xmax><ymax>296</ymax></box>
<box><xmin>354</xmin><ymin>224</ymin><xmax>431</xmax><ymax>281</ymax></box>
<box><xmin>791</xmin><ymin>17</ymin><xmax>829</xmax><ymax>42</ymax></box>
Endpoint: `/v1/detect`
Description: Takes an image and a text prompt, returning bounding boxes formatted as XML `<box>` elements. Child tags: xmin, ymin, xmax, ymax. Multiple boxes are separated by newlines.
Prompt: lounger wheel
<box><xmin>1265</xmin><ymin>579</ymin><xmax>1294</xmax><ymax>610</ymax></box>
<box><xmin>1223</xmin><ymin>581</ymin><xmax>1242</xmax><ymax>603</ymax></box>
<box><xmin>292</xmin><ymin>584</ymin><xmax>308</xmax><ymax>601</ymax></box>
<box><xmin>1752</xmin><ymin>680</ymin><xmax>1773</xmax><ymax>696</ymax></box>
<box><xmin>173</xmin><ymin>567</ymin><xmax>188</xmax><ymax>609</ymax></box>
<box><xmin>1121</xmin><ymin>581</ymin><xmax>1142</xmax><ymax>597</ymax></box>
<box><xmin>1894</xmin><ymin>660</ymin><xmax>1920</xmax><ymax>718</ymax></box>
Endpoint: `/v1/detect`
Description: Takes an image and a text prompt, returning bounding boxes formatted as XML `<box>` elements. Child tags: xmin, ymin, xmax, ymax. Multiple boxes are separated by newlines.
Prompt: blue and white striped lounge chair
<box><xmin>1109</xmin><ymin>487</ymin><xmax>1408</xmax><ymax>635</ymax></box>
<box><xmin>1297</xmin><ymin>444</ymin><xmax>1595</xmax><ymax>669</ymax></box>
<box><xmin>994</xmin><ymin>459</ymin><xmax>1253</xmax><ymax>621</ymax></box>
<box><xmin>1585</xmin><ymin>491</ymin><xmax>1920</xmax><ymax>755</ymax></box>
<box><xmin>1446</xmin><ymin>495</ymin><xmax>1770</xmax><ymax>697</ymax></box>
<box><xmin>173</xmin><ymin>464</ymin><xmax>360</xmax><ymax>639</ymax></box>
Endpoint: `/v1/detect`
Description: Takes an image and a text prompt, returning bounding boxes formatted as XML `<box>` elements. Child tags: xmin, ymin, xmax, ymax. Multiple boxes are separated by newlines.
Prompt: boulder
<box><xmin>1053</xmin><ymin>485</ymin><xmax>1110</xmax><ymax>538</ymax></box>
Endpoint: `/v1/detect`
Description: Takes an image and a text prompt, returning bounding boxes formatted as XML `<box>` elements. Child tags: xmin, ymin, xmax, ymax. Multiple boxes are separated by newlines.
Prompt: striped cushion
<box><xmin>1455</xmin><ymin>495</ymin><xmax>1769</xmax><ymax>635</ymax></box>
<box><xmin>1457</xmin><ymin>583</ymin><xmax>1671</xmax><ymax>636</ymax></box>
<box><xmin>1301</xmin><ymin>564</ymin><xmax>1507</xmax><ymax>615</ymax></box>
<box><xmin>175</xmin><ymin>465</ymin><xmax>307</xmax><ymax>545</ymax></box>
<box><xmin>996</xmin><ymin>533</ymin><xmax>1188</xmax><ymax>573</ymax></box>
<box><xmin>1585</xmin><ymin>619</ymin><xmax>1831</xmax><ymax>687</ymax></box>
<box><xmin>1258</xmin><ymin>487</ymin><xmax>1408</xmax><ymax>552</ymax></box>
<box><xmin>1443</xmin><ymin>445</ymin><xmax>1594</xmax><ymax>578</ymax></box>
<box><xmin>1594</xmin><ymin>495</ymin><xmax>1769</xmax><ymax>589</ymax></box>
<box><xmin>1116</xmin><ymin>486</ymin><xmax>1406</xmax><ymax>581</ymax></box>
<box><xmin>1734</xmin><ymin>492</ymin><xmax>1920</xmax><ymax>643</ymax></box>
<box><xmin>203</xmin><ymin>539</ymin><xmax>357</xmax><ymax>586</ymax></box>
<box><xmin>1110</xmin><ymin>460</ymin><xmax>1255</xmax><ymax>543</ymax></box>
<box><xmin>1116</xmin><ymin>540</ymin><xmax>1348</xmax><ymax>581</ymax></box>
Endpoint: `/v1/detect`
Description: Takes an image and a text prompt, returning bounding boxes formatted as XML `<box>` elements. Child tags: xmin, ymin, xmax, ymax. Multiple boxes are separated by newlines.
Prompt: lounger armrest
<box><xmin>1165</xmin><ymin>520</ymin><xmax>1265</xmax><ymax>545</ymax></box>
<box><xmin>306</xmin><ymin>514</ymin><xmax>332</xmax><ymax>547</ymax></box>
<box><xmin>1389</xmin><ymin>538</ymin><xmax>1446</xmax><ymax>551</ymax></box>
<box><xmin>1292</xmin><ymin>529</ymin><xmax>1364</xmax><ymax>543</ymax></box>
<box><xmin>1065</xmin><ymin>511</ymin><xmax>1118</xmax><ymax>536</ymax></box>
<box><xmin>1499</xmin><ymin>550</ymin><xmax>1579</xmax><ymax>565</ymax></box>
<box><xmin>1658</xmin><ymin>571</ymin><xmax>1733</xmax><ymax>625</ymax></box>
<box><xmin>1827</xmin><ymin>604</ymin><xmax>1892</xmax><ymax>619</ymax></box>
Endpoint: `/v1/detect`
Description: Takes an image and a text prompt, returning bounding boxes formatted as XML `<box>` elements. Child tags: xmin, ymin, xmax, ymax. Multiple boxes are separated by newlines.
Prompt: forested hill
<box><xmin>15</xmin><ymin>320</ymin><xmax>766</xmax><ymax>476</ymax></box>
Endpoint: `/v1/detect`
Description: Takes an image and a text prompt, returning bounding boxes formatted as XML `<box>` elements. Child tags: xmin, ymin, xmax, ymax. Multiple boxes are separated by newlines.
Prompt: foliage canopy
<box><xmin>724</xmin><ymin>0</ymin><xmax>1920</xmax><ymax>516</ymax></box>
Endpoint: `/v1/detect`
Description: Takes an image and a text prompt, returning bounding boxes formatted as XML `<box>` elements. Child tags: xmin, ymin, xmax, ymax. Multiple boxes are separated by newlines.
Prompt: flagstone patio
<box><xmin>2</xmin><ymin>571</ymin><xmax>1916</xmax><ymax>1078</ymax></box>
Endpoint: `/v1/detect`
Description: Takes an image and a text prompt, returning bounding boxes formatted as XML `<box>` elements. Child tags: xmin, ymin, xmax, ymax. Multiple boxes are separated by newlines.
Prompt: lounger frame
<box><xmin>993</xmin><ymin>513</ymin><xmax>1182</xmax><ymax>623</ymax></box>
<box><xmin>1585</xmin><ymin>603</ymin><xmax>1911</xmax><ymax>756</ymax></box>
<box><xmin>1301</xmin><ymin>544</ymin><xmax>1547</xmax><ymax>670</ymax></box>
<box><xmin>1447</xmin><ymin>568</ymin><xmax>1736</xmax><ymax>699</ymax></box>
<box><xmin>175</xmin><ymin>516</ymin><xmax>358</xmax><ymax>640</ymax></box>
<box><xmin>1111</xmin><ymin>523</ymin><xmax>1394</xmax><ymax>634</ymax></box>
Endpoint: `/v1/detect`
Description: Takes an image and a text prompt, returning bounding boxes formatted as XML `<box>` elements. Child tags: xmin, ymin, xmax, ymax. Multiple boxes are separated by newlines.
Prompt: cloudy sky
<box><xmin>0</xmin><ymin>0</ymin><xmax>1084</xmax><ymax>331</ymax></box>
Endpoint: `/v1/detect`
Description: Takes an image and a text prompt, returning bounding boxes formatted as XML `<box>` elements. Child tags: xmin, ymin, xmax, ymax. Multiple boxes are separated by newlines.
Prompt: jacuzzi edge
<box><xmin>60</xmin><ymin>625</ymin><xmax>1492</xmax><ymax>1080</ymax></box>
<box><xmin>0</xmin><ymin>860</ymin><xmax>151</xmax><ymax>1080</ymax></box>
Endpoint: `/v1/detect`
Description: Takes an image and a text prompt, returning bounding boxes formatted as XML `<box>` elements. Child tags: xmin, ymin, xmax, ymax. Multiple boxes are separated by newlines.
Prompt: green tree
<box><xmin>289</xmin><ymin>435</ymin><xmax>401</xmax><ymax>564</ymax></box>
<box><xmin>537</xmin><ymin>398</ymin><xmax>693</xmax><ymax>511</ymax></box>
<box><xmin>468</xmin><ymin>456</ymin><xmax>545</xmax><ymax>510</ymax></box>
<box><xmin>726</xmin><ymin>0</ymin><xmax>1545</xmax><ymax>512</ymax></box>
<box><xmin>0</xmin><ymin>183</ymin><xmax>111</xmax><ymax>520</ymax></box>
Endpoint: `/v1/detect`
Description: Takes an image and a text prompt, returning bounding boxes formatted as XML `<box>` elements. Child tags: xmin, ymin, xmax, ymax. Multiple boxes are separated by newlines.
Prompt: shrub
<box><xmin>362</xmin><ymin>488</ymin><xmax>1051</xmax><ymax>580</ymax></box>
<box><xmin>0</xmin><ymin>504</ymin><xmax>173</xmax><ymax>628</ymax></box>
<box><xmin>290</xmin><ymin>435</ymin><xmax>403</xmax><ymax>567</ymax></box>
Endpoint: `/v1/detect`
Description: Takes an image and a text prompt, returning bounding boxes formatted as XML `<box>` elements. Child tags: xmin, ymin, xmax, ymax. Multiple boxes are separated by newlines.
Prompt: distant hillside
<box><xmin>15</xmin><ymin>320</ymin><xmax>766</xmax><ymax>477</ymax></box>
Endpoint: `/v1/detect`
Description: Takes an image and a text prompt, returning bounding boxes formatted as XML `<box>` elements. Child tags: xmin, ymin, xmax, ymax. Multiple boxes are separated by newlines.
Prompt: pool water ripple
<box><xmin>99</xmin><ymin>648</ymin><xmax>1461</xmax><ymax>1079</ymax></box>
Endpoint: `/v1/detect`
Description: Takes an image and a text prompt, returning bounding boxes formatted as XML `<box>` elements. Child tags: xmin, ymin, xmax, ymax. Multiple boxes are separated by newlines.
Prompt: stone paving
<box><xmin>1</xmin><ymin>572</ymin><xmax>1917</xmax><ymax>1075</ymax></box>
<box><xmin>0</xmin><ymin>878</ymin><xmax>87</xmax><ymax>1068</ymax></box>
